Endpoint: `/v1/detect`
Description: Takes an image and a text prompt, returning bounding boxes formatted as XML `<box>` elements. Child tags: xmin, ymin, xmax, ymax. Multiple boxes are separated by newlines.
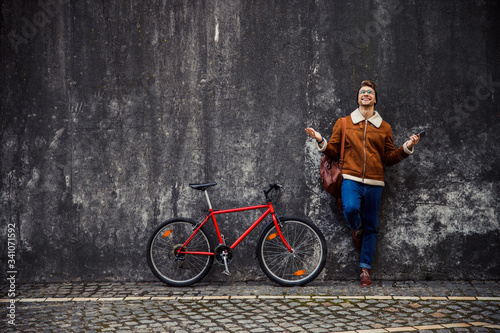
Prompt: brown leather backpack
<box><xmin>319</xmin><ymin>117</ymin><xmax>346</xmax><ymax>213</ymax></box>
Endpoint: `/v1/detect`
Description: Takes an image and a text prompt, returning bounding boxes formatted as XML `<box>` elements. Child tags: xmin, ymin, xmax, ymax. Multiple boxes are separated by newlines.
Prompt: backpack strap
<box><xmin>339</xmin><ymin>117</ymin><xmax>346</xmax><ymax>167</ymax></box>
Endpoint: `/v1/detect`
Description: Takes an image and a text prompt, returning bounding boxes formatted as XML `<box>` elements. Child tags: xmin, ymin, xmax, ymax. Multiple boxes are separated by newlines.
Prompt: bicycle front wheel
<box><xmin>147</xmin><ymin>218</ymin><xmax>214</xmax><ymax>287</ymax></box>
<box><xmin>257</xmin><ymin>216</ymin><xmax>327</xmax><ymax>286</ymax></box>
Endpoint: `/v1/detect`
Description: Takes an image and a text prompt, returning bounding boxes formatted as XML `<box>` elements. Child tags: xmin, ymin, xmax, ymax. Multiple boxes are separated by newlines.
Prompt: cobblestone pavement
<box><xmin>1</xmin><ymin>280</ymin><xmax>499</xmax><ymax>332</ymax></box>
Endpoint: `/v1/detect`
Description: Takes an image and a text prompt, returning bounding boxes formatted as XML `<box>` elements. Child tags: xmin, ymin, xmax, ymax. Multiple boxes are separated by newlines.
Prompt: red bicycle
<box><xmin>147</xmin><ymin>182</ymin><xmax>327</xmax><ymax>287</ymax></box>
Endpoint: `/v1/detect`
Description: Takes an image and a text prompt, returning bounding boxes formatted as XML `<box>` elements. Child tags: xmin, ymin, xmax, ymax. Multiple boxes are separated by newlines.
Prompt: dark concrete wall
<box><xmin>1</xmin><ymin>0</ymin><xmax>499</xmax><ymax>283</ymax></box>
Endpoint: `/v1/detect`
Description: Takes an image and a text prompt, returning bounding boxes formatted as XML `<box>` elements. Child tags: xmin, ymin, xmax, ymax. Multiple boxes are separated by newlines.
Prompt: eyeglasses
<box><xmin>359</xmin><ymin>89</ymin><xmax>374</xmax><ymax>95</ymax></box>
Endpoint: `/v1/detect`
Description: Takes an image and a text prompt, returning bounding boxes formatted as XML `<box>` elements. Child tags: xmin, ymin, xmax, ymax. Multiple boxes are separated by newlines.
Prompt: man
<box><xmin>305</xmin><ymin>80</ymin><xmax>420</xmax><ymax>287</ymax></box>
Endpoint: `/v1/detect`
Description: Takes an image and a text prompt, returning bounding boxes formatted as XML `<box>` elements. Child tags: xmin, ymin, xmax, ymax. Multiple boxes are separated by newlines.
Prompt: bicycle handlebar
<box><xmin>264</xmin><ymin>182</ymin><xmax>282</xmax><ymax>202</ymax></box>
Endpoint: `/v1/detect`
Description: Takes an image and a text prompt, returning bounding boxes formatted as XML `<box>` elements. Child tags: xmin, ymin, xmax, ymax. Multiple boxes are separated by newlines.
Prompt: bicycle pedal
<box><xmin>222</xmin><ymin>270</ymin><xmax>231</xmax><ymax>276</ymax></box>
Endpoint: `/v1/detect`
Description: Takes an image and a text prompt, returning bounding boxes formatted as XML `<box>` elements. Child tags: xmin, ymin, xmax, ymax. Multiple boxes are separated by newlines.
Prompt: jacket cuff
<box><xmin>403</xmin><ymin>141</ymin><xmax>414</xmax><ymax>155</ymax></box>
<box><xmin>318</xmin><ymin>139</ymin><xmax>327</xmax><ymax>152</ymax></box>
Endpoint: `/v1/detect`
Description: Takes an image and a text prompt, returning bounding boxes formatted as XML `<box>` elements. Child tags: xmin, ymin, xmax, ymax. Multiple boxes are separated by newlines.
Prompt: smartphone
<box><xmin>418</xmin><ymin>130</ymin><xmax>426</xmax><ymax>139</ymax></box>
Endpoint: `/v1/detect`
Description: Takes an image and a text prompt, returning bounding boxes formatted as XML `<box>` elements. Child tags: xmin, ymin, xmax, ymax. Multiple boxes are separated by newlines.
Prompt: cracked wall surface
<box><xmin>1</xmin><ymin>0</ymin><xmax>499</xmax><ymax>282</ymax></box>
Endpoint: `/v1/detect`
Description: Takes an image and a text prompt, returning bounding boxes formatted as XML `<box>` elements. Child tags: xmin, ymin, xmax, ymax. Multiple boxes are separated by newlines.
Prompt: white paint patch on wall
<box><xmin>26</xmin><ymin>168</ymin><xmax>40</xmax><ymax>190</ymax></box>
<box><xmin>384</xmin><ymin>181</ymin><xmax>498</xmax><ymax>258</ymax></box>
<box><xmin>444</xmin><ymin>181</ymin><xmax>497</xmax><ymax>234</ymax></box>
<box><xmin>49</xmin><ymin>128</ymin><xmax>65</xmax><ymax>149</ymax></box>
<box><xmin>303</xmin><ymin>140</ymin><xmax>323</xmax><ymax>218</ymax></box>
<box><xmin>214</xmin><ymin>20</ymin><xmax>219</xmax><ymax>43</ymax></box>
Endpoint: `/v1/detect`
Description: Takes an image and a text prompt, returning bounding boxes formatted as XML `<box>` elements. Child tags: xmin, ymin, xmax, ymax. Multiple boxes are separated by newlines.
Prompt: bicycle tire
<box><xmin>257</xmin><ymin>216</ymin><xmax>327</xmax><ymax>286</ymax></box>
<box><xmin>147</xmin><ymin>218</ymin><xmax>214</xmax><ymax>287</ymax></box>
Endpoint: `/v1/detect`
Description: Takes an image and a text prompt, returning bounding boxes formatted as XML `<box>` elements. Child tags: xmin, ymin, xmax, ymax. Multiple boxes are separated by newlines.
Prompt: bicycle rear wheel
<box><xmin>147</xmin><ymin>218</ymin><xmax>214</xmax><ymax>287</ymax></box>
<box><xmin>257</xmin><ymin>216</ymin><xmax>327</xmax><ymax>286</ymax></box>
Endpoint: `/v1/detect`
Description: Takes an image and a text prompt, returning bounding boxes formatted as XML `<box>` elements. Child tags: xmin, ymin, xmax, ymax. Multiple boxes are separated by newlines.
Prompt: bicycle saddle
<box><xmin>189</xmin><ymin>182</ymin><xmax>217</xmax><ymax>191</ymax></box>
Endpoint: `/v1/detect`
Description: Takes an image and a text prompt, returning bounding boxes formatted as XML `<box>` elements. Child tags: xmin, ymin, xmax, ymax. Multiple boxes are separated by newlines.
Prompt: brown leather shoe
<box><xmin>360</xmin><ymin>268</ymin><xmax>372</xmax><ymax>287</ymax></box>
<box><xmin>351</xmin><ymin>229</ymin><xmax>362</xmax><ymax>249</ymax></box>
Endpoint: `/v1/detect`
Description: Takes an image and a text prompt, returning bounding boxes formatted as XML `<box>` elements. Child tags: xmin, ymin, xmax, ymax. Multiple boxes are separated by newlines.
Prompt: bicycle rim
<box><xmin>258</xmin><ymin>217</ymin><xmax>327</xmax><ymax>286</ymax></box>
<box><xmin>147</xmin><ymin>219</ymin><xmax>213</xmax><ymax>287</ymax></box>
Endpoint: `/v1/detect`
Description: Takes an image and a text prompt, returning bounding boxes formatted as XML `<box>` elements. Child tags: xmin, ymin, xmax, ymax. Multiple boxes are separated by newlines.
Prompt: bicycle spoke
<box><xmin>147</xmin><ymin>219</ymin><xmax>213</xmax><ymax>287</ymax></box>
<box><xmin>258</xmin><ymin>218</ymin><xmax>327</xmax><ymax>286</ymax></box>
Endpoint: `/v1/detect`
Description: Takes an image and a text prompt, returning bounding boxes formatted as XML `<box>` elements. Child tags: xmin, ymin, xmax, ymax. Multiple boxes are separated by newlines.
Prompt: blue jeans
<box><xmin>341</xmin><ymin>179</ymin><xmax>383</xmax><ymax>270</ymax></box>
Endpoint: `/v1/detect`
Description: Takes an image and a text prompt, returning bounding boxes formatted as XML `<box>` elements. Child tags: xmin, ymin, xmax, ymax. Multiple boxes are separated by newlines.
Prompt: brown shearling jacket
<box><xmin>319</xmin><ymin>109</ymin><xmax>413</xmax><ymax>186</ymax></box>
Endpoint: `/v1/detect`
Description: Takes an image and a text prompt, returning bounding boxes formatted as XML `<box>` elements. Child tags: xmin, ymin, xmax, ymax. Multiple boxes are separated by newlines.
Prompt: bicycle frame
<box><xmin>147</xmin><ymin>182</ymin><xmax>327</xmax><ymax>287</ymax></box>
<box><xmin>177</xmin><ymin>202</ymin><xmax>293</xmax><ymax>256</ymax></box>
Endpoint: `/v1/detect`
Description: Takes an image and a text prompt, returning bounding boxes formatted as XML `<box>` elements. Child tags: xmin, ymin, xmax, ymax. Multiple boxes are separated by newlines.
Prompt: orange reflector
<box><xmin>294</xmin><ymin>270</ymin><xmax>306</xmax><ymax>276</ymax></box>
<box><xmin>267</xmin><ymin>233</ymin><xmax>278</xmax><ymax>240</ymax></box>
<box><xmin>162</xmin><ymin>230</ymin><xmax>172</xmax><ymax>238</ymax></box>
